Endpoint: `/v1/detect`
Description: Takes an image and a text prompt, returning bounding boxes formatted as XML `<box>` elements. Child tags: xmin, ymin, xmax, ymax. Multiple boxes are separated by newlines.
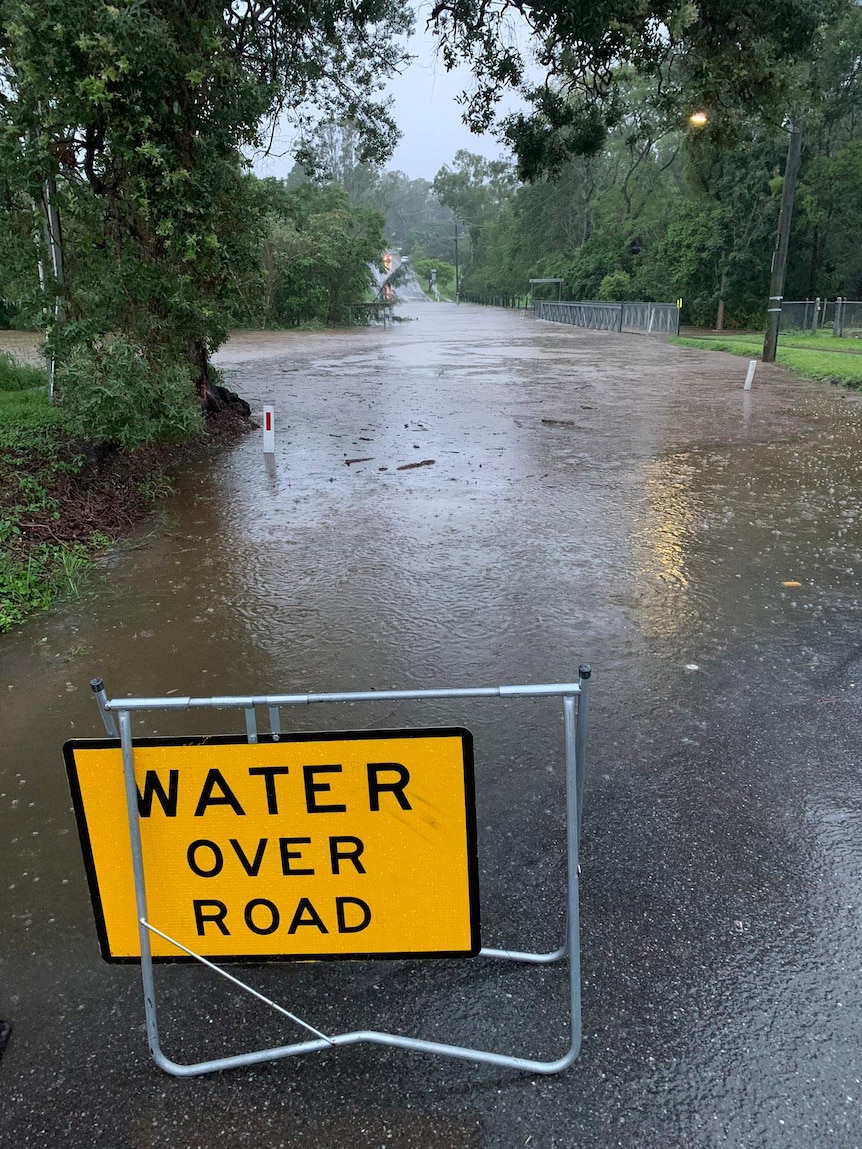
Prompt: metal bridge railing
<box><xmin>533</xmin><ymin>300</ymin><xmax>680</xmax><ymax>336</ymax></box>
<box><xmin>620</xmin><ymin>302</ymin><xmax>681</xmax><ymax>335</ymax></box>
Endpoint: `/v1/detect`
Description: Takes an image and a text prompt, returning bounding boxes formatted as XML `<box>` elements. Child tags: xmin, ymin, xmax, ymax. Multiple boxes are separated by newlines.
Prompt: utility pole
<box><xmin>453</xmin><ymin>221</ymin><xmax>460</xmax><ymax>303</ymax></box>
<box><xmin>763</xmin><ymin>125</ymin><xmax>803</xmax><ymax>363</ymax></box>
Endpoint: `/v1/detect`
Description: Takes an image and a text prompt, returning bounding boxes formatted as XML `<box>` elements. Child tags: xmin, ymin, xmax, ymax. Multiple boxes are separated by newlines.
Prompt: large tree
<box><xmin>0</xmin><ymin>0</ymin><xmax>411</xmax><ymax>414</ymax></box>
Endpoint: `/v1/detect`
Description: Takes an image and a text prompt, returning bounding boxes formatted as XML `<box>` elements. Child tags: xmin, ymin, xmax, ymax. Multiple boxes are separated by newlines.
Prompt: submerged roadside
<box><xmin>0</xmin><ymin>349</ymin><xmax>251</xmax><ymax>632</ymax></box>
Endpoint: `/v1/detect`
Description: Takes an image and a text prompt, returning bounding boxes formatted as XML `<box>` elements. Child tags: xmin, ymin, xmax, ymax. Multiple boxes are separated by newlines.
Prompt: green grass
<box><xmin>0</xmin><ymin>544</ymin><xmax>90</xmax><ymax>631</ymax></box>
<box><xmin>0</xmin><ymin>385</ymin><xmax>99</xmax><ymax>631</ymax></box>
<box><xmin>670</xmin><ymin>331</ymin><xmax>862</xmax><ymax>387</ymax></box>
<box><xmin>0</xmin><ymin>351</ymin><xmax>47</xmax><ymax>391</ymax></box>
<box><xmin>0</xmin><ymin>390</ymin><xmax>60</xmax><ymax>459</ymax></box>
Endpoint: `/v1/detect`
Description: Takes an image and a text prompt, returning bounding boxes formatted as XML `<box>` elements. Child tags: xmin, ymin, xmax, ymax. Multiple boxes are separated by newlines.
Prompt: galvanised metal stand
<box><xmin>90</xmin><ymin>669</ymin><xmax>591</xmax><ymax>1078</ymax></box>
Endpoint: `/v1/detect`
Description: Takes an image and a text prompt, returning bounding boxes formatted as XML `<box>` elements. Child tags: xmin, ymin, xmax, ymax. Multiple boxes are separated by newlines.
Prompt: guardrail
<box><xmin>533</xmin><ymin>300</ymin><xmax>680</xmax><ymax>336</ymax></box>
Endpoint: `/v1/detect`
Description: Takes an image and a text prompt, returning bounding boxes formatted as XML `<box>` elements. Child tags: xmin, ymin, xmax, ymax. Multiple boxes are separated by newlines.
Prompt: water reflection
<box><xmin>631</xmin><ymin>454</ymin><xmax>700</xmax><ymax>646</ymax></box>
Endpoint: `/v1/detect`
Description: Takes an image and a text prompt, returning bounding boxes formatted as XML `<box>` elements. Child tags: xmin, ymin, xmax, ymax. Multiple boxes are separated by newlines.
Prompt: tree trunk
<box><xmin>187</xmin><ymin>337</ymin><xmax>251</xmax><ymax>419</ymax></box>
<box><xmin>262</xmin><ymin>239</ymin><xmax>276</xmax><ymax>323</ymax></box>
<box><xmin>188</xmin><ymin>336</ymin><xmax>210</xmax><ymax>399</ymax></box>
<box><xmin>716</xmin><ymin>272</ymin><xmax>727</xmax><ymax>331</ymax></box>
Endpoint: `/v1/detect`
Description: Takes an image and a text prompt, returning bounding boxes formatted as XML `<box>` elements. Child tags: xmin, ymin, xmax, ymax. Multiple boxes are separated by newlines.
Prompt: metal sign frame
<box><xmin>85</xmin><ymin>668</ymin><xmax>591</xmax><ymax>1078</ymax></box>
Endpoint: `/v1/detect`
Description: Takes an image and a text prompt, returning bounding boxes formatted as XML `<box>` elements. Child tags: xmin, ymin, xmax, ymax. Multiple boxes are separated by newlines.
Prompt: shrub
<box><xmin>563</xmin><ymin>236</ymin><xmax>627</xmax><ymax>300</ymax></box>
<box><xmin>412</xmin><ymin>258</ymin><xmax>456</xmax><ymax>293</ymax></box>
<box><xmin>58</xmin><ymin>338</ymin><xmax>202</xmax><ymax>447</ymax></box>
<box><xmin>598</xmin><ymin>271</ymin><xmax>632</xmax><ymax>301</ymax></box>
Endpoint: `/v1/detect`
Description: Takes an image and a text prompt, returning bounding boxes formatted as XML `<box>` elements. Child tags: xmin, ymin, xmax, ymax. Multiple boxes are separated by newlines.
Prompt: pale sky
<box><xmin>252</xmin><ymin>4</ymin><xmax>525</xmax><ymax>184</ymax></box>
<box><xmin>384</xmin><ymin>38</ymin><xmax>514</xmax><ymax>180</ymax></box>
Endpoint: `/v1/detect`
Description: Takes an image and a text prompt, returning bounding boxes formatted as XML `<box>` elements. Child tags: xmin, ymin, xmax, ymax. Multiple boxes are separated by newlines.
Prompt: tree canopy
<box><xmin>0</xmin><ymin>0</ymin><xmax>411</xmax><ymax>415</ymax></box>
<box><xmin>442</xmin><ymin>1</ymin><xmax>862</xmax><ymax>328</ymax></box>
<box><xmin>429</xmin><ymin>0</ymin><xmax>852</xmax><ymax>178</ymax></box>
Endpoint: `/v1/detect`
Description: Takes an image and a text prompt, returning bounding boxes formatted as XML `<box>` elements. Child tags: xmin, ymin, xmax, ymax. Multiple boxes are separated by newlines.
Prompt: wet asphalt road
<box><xmin>1</xmin><ymin>303</ymin><xmax>861</xmax><ymax>1147</ymax></box>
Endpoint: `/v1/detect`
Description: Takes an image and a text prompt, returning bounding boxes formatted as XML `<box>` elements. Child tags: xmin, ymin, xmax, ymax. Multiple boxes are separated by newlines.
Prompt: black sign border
<box><xmin>63</xmin><ymin>728</ymin><xmax>480</xmax><ymax>965</ymax></box>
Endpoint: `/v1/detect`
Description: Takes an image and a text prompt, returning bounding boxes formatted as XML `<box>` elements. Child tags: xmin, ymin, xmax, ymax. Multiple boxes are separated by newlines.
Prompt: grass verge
<box><xmin>670</xmin><ymin>332</ymin><xmax>862</xmax><ymax>387</ymax></box>
<box><xmin>0</xmin><ymin>374</ymin><xmax>84</xmax><ymax>631</ymax></box>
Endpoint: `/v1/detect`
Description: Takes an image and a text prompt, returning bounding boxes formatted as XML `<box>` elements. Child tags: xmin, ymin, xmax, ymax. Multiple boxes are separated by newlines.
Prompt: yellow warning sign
<box><xmin>64</xmin><ymin>729</ymin><xmax>479</xmax><ymax>963</ymax></box>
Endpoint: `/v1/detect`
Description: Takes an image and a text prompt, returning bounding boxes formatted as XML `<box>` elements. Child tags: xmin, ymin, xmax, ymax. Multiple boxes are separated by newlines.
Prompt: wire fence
<box><xmin>780</xmin><ymin>298</ymin><xmax>862</xmax><ymax>336</ymax></box>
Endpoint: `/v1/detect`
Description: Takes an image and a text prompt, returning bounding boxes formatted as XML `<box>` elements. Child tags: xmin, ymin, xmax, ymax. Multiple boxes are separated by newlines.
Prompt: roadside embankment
<box><xmin>0</xmin><ymin>349</ymin><xmax>250</xmax><ymax>632</ymax></box>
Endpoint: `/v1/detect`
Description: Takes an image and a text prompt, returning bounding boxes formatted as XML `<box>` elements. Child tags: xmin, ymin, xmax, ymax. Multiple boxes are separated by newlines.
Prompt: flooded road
<box><xmin>2</xmin><ymin>304</ymin><xmax>861</xmax><ymax>1146</ymax></box>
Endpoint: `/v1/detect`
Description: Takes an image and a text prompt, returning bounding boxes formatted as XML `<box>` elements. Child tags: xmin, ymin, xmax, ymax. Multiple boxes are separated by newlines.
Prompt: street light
<box><xmin>453</xmin><ymin>219</ymin><xmax>461</xmax><ymax>303</ymax></box>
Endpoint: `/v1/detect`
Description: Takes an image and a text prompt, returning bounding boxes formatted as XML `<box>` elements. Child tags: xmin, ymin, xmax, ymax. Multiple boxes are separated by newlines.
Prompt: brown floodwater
<box><xmin>1</xmin><ymin>304</ymin><xmax>861</xmax><ymax>1147</ymax></box>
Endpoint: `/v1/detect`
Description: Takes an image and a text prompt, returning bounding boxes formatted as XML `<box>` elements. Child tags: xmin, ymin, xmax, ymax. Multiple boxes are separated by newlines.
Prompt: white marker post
<box><xmin>262</xmin><ymin>404</ymin><xmax>275</xmax><ymax>454</ymax></box>
<box><xmin>744</xmin><ymin>360</ymin><xmax>756</xmax><ymax>391</ymax></box>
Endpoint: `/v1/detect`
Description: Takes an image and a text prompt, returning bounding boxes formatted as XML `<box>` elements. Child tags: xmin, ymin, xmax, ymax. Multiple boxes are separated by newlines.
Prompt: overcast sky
<box><xmin>252</xmin><ymin>5</ymin><xmax>524</xmax><ymax>184</ymax></box>
<box><xmin>383</xmin><ymin>39</ymin><xmax>514</xmax><ymax>180</ymax></box>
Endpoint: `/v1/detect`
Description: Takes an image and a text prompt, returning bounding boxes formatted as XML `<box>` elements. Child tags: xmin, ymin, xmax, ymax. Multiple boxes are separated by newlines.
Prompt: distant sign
<box><xmin>64</xmin><ymin>729</ymin><xmax>479</xmax><ymax>963</ymax></box>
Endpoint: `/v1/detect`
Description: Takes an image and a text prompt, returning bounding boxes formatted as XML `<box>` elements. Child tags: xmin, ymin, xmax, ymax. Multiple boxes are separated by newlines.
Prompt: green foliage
<box><xmin>0</xmin><ymin>368</ymin><xmax>197</xmax><ymax>631</ymax></box>
<box><xmin>0</xmin><ymin>538</ymin><xmax>98</xmax><ymax>630</ymax></box>
<box><xmin>412</xmin><ymin>259</ymin><xmax>456</xmax><ymax>293</ymax></box>
<box><xmin>796</xmin><ymin>140</ymin><xmax>862</xmax><ymax>297</ymax></box>
<box><xmin>562</xmin><ymin>236</ymin><xmax>628</xmax><ymax>300</ymax></box>
<box><xmin>598</xmin><ymin>271</ymin><xmax>632</xmax><ymax>301</ymax></box>
<box><xmin>138</xmin><ymin>474</ymin><xmax>174</xmax><ymax>503</ymax></box>
<box><xmin>445</xmin><ymin>10</ymin><xmax>862</xmax><ymax>331</ymax></box>
<box><xmin>649</xmin><ymin>199</ymin><xmax>727</xmax><ymax>324</ymax></box>
<box><xmin>296</xmin><ymin>121</ymin><xmax>390</xmax><ymax>204</ymax></box>
<box><xmin>0</xmin><ymin>546</ymin><xmax>59</xmax><ymax>627</ymax></box>
<box><xmin>0</xmin><ymin>384</ymin><xmax>93</xmax><ymax>629</ymax></box>
<box><xmin>58</xmin><ymin>339</ymin><xmax>202</xmax><ymax>448</ymax></box>
<box><xmin>434</xmin><ymin>153</ymin><xmax>516</xmax><ymax>240</ymax></box>
<box><xmin>240</xmin><ymin>180</ymin><xmax>386</xmax><ymax>327</ymax></box>
<box><xmin>403</xmin><ymin>221</ymin><xmax>461</xmax><ymax>263</ymax></box>
<box><xmin>0</xmin><ymin>0</ymin><xmax>412</xmax><ymax>439</ymax></box>
<box><xmin>0</xmin><ymin>352</ymin><xmax>45</xmax><ymax>391</ymax></box>
<box><xmin>504</xmin><ymin>97</ymin><xmax>608</xmax><ymax>181</ymax></box>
